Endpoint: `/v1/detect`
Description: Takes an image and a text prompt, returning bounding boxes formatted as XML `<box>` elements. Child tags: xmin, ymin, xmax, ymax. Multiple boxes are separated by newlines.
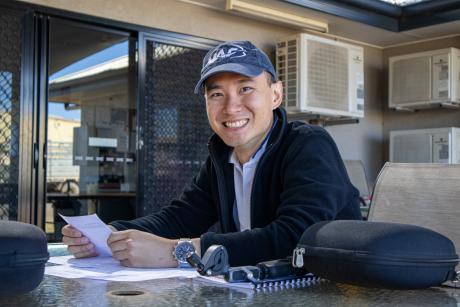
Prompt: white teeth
<box><xmin>224</xmin><ymin>119</ymin><xmax>248</xmax><ymax>128</ymax></box>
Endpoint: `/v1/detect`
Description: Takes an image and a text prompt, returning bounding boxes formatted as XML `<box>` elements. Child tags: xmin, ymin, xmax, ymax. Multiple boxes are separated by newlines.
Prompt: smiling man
<box><xmin>62</xmin><ymin>41</ymin><xmax>362</xmax><ymax>268</ymax></box>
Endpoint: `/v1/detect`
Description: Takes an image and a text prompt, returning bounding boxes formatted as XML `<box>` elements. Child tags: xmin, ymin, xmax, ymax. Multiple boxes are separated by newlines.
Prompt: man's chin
<box><xmin>220</xmin><ymin>138</ymin><xmax>244</xmax><ymax>148</ymax></box>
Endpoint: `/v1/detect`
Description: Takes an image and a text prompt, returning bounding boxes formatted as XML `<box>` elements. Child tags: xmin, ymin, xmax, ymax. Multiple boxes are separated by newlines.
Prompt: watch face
<box><xmin>175</xmin><ymin>242</ymin><xmax>195</xmax><ymax>262</ymax></box>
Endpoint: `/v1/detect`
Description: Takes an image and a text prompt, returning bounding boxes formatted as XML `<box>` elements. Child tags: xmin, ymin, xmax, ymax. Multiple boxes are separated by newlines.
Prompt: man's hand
<box><xmin>62</xmin><ymin>225</ymin><xmax>98</xmax><ymax>258</ymax></box>
<box><xmin>107</xmin><ymin>230</ymin><xmax>177</xmax><ymax>268</ymax></box>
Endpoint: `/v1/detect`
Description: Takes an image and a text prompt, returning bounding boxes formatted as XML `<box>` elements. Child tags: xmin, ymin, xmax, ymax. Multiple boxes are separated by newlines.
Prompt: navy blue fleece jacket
<box><xmin>110</xmin><ymin>107</ymin><xmax>362</xmax><ymax>266</ymax></box>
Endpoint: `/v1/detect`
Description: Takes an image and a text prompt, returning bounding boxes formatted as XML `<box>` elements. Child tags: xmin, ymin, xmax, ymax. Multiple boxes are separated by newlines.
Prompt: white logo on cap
<box><xmin>205</xmin><ymin>43</ymin><xmax>247</xmax><ymax>68</ymax></box>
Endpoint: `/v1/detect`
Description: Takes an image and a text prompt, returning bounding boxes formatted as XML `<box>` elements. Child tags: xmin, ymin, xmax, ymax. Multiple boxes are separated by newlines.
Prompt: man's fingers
<box><xmin>62</xmin><ymin>225</ymin><xmax>82</xmax><ymax>238</ymax></box>
<box><xmin>116</xmin><ymin>251</ymin><xmax>139</xmax><ymax>267</ymax></box>
<box><xmin>74</xmin><ymin>249</ymin><xmax>98</xmax><ymax>259</ymax></box>
<box><xmin>68</xmin><ymin>243</ymin><xmax>95</xmax><ymax>255</ymax></box>
<box><xmin>120</xmin><ymin>259</ymin><xmax>134</xmax><ymax>267</ymax></box>
<box><xmin>108</xmin><ymin>239</ymin><xmax>129</xmax><ymax>253</ymax></box>
<box><xmin>112</xmin><ymin>249</ymin><xmax>131</xmax><ymax>261</ymax></box>
<box><xmin>62</xmin><ymin>235</ymin><xmax>89</xmax><ymax>246</ymax></box>
<box><xmin>61</xmin><ymin>223</ymin><xmax>94</xmax><ymax>259</ymax></box>
<box><xmin>107</xmin><ymin>230</ymin><xmax>131</xmax><ymax>245</ymax></box>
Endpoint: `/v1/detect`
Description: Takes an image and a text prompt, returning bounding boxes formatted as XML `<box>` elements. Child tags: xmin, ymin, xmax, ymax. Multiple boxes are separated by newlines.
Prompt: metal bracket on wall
<box><xmin>286</xmin><ymin>113</ymin><xmax>360</xmax><ymax>127</ymax></box>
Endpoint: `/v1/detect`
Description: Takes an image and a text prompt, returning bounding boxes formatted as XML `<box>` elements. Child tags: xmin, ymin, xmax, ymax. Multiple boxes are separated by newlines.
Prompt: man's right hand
<box><xmin>61</xmin><ymin>225</ymin><xmax>98</xmax><ymax>258</ymax></box>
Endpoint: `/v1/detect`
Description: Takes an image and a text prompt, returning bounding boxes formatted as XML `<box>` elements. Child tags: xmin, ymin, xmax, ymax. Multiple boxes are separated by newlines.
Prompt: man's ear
<box><xmin>271</xmin><ymin>81</ymin><xmax>283</xmax><ymax>109</ymax></box>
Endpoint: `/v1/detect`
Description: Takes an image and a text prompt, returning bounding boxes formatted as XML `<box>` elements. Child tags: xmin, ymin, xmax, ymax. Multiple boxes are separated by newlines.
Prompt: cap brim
<box><xmin>194</xmin><ymin>63</ymin><xmax>265</xmax><ymax>94</ymax></box>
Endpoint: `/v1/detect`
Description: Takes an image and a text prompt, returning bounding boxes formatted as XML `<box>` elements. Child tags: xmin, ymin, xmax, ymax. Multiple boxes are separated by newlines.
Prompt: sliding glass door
<box><xmin>45</xmin><ymin>19</ymin><xmax>137</xmax><ymax>240</ymax></box>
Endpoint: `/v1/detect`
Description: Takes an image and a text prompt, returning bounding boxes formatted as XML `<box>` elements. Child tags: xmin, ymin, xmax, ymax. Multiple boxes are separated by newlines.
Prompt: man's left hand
<box><xmin>107</xmin><ymin>230</ymin><xmax>177</xmax><ymax>268</ymax></box>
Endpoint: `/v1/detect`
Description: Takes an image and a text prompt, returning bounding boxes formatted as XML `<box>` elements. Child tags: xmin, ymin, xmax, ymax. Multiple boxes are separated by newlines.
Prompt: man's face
<box><xmin>204</xmin><ymin>72</ymin><xmax>283</xmax><ymax>162</ymax></box>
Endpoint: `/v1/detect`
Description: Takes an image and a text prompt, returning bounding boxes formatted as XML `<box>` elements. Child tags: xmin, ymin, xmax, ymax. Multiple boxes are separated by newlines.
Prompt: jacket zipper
<box><xmin>292</xmin><ymin>247</ymin><xmax>305</xmax><ymax>268</ymax></box>
<box><xmin>5</xmin><ymin>252</ymin><xmax>50</xmax><ymax>267</ymax></box>
<box><xmin>303</xmin><ymin>246</ymin><xmax>459</xmax><ymax>264</ymax></box>
<box><xmin>209</xmin><ymin>144</ymin><xmax>230</xmax><ymax>232</ymax></box>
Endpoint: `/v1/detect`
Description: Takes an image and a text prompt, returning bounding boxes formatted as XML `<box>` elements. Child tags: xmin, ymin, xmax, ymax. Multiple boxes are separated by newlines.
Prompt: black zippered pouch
<box><xmin>292</xmin><ymin>220</ymin><xmax>459</xmax><ymax>289</ymax></box>
<box><xmin>0</xmin><ymin>221</ymin><xmax>49</xmax><ymax>296</ymax></box>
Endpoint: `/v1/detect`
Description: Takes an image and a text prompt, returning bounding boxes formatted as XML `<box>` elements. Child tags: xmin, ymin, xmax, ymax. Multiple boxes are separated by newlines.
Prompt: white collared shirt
<box><xmin>229</xmin><ymin>139</ymin><xmax>269</xmax><ymax>231</ymax></box>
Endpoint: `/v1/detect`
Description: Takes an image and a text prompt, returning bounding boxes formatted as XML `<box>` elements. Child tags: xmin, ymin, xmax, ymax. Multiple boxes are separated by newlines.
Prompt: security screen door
<box><xmin>0</xmin><ymin>8</ymin><xmax>23</xmax><ymax>221</ymax></box>
<box><xmin>138</xmin><ymin>35</ymin><xmax>212</xmax><ymax>217</ymax></box>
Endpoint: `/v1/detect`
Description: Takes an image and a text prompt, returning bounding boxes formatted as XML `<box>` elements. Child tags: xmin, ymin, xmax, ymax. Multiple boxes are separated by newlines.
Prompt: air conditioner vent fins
<box><xmin>276</xmin><ymin>33</ymin><xmax>364</xmax><ymax>118</ymax></box>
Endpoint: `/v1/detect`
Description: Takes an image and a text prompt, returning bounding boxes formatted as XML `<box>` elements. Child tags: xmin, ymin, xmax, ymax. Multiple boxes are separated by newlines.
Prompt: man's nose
<box><xmin>223</xmin><ymin>94</ymin><xmax>242</xmax><ymax>114</ymax></box>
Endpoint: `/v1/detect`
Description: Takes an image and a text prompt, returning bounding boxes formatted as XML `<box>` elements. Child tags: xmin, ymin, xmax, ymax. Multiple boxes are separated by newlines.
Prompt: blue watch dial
<box><xmin>175</xmin><ymin>241</ymin><xmax>195</xmax><ymax>262</ymax></box>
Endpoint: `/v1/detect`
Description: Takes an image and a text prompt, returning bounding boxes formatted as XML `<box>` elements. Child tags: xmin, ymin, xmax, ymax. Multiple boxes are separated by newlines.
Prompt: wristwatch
<box><xmin>173</xmin><ymin>238</ymin><xmax>195</xmax><ymax>268</ymax></box>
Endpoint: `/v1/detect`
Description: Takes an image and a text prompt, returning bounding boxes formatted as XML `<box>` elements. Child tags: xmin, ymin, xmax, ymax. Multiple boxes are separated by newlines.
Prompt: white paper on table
<box><xmin>46</xmin><ymin>255</ymin><xmax>199</xmax><ymax>281</ymax></box>
<box><xmin>59</xmin><ymin>213</ymin><xmax>112</xmax><ymax>256</ymax></box>
<box><xmin>47</xmin><ymin>255</ymin><xmax>117</xmax><ymax>267</ymax></box>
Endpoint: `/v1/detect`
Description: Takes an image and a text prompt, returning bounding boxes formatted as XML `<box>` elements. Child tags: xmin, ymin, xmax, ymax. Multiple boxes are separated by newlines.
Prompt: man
<box><xmin>62</xmin><ymin>41</ymin><xmax>361</xmax><ymax>268</ymax></box>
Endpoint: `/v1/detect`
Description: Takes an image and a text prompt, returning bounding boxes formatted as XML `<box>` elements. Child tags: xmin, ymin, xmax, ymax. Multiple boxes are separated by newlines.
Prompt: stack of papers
<box><xmin>49</xmin><ymin>213</ymin><xmax>198</xmax><ymax>282</ymax></box>
<box><xmin>46</xmin><ymin>256</ymin><xmax>199</xmax><ymax>281</ymax></box>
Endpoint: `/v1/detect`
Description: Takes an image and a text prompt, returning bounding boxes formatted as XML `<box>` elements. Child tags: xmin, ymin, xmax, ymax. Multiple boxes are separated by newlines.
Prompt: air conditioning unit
<box><xmin>390</xmin><ymin>127</ymin><xmax>460</xmax><ymax>163</ymax></box>
<box><xmin>276</xmin><ymin>33</ymin><xmax>364</xmax><ymax>118</ymax></box>
<box><xmin>389</xmin><ymin>48</ymin><xmax>460</xmax><ymax>110</ymax></box>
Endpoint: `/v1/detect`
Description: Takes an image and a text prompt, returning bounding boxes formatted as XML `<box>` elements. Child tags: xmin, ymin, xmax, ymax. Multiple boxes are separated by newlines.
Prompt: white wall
<box><xmin>326</xmin><ymin>46</ymin><xmax>384</xmax><ymax>188</ymax></box>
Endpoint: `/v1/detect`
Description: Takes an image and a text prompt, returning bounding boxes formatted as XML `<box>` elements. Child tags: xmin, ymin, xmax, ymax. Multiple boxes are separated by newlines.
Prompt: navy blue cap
<box><xmin>194</xmin><ymin>41</ymin><xmax>276</xmax><ymax>94</ymax></box>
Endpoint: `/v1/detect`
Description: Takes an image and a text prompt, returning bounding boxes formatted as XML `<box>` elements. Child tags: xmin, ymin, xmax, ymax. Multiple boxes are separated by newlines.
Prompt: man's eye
<box><xmin>241</xmin><ymin>87</ymin><xmax>253</xmax><ymax>93</ymax></box>
<box><xmin>209</xmin><ymin>92</ymin><xmax>223</xmax><ymax>98</ymax></box>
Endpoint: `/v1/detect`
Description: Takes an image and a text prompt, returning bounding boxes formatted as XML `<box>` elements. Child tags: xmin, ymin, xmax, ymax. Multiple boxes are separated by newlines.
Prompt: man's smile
<box><xmin>223</xmin><ymin>119</ymin><xmax>249</xmax><ymax>128</ymax></box>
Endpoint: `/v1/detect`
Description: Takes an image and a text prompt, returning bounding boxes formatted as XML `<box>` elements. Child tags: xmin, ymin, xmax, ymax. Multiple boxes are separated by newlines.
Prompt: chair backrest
<box><xmin>343</xmin><ymin>160</ymin><xmax>370</xmax><ymax>199</ymax></box>
<box><xmin>368</xmin><ymin>162</ymin><xmax>460</xmax><ymax>259</ymax></box>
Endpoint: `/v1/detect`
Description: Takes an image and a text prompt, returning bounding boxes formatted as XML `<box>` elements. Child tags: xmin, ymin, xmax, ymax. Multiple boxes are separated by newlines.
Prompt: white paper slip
<box><xmin>59</xmin><ymin>213</ymin><xmax>113</xmax><ymax>256</ymax></box>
